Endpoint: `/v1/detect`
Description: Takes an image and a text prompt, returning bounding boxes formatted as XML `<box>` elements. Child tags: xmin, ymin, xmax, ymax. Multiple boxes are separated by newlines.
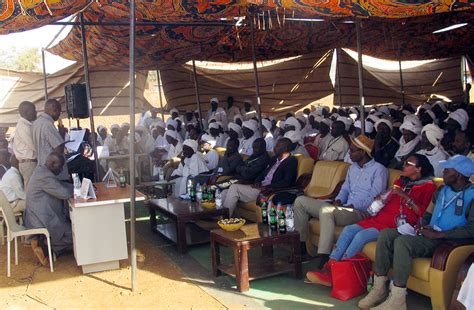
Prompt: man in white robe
<box><xmin>417</xmin><ymin>124</ymin><xmax>448</xmax><ymax>177</ymax></box>
<box><xmin>207</xmin><ymin>98</ymin><xmax>228</xmax><ymax>130</ymax></box>
<box><xmin>239</xmin><ymin>120</ymin><xmax>259</xmax><ymax>156</ymax></box>
<box><xmin>170</xmin><ymin>139</ymin><xmax>209</xmax><ymax>197</ymax></box>
<box><xmin>200</xmin><ymin>134</ymin><xmax>219</xmax><ymax>171</ymax></box>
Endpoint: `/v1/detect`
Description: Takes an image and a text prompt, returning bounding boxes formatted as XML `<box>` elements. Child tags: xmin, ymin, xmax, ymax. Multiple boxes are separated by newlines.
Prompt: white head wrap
<box><xmin>313</xmin><ymin>115</ymin><xmax>323</xmax><ymax>123</ymax></box>
<box><xmin>433</xmin><ymin>101</ymin><xmax>447</xmax><ymax>112</ymax></box>
<box><xmin>155</xmin><ymin>119</ymin><xmax>166</xmax><ymax>128</ymax></box>
<box><xmin>183</xmin><ymin>139</ymin><xmax>198</xmax><ymax>152</ymax></box>
<box><xmin>388</xmin><ymin>104</ymin><xmax>399</xmax><ymax>111</ymax></box>
<box><xmin>424</xmin><ymin>109</ymin><xmax>437</xmax><ymax>122</ymax></box>
<box><xmin>354</xmin><ymin>120</ymin><xmax>374</xmax><ymax>134</ymax></box>
<box><xmin>135</xmin><ymin>125</ymin><xmax>145</xmax><ymax>132</ymax></box>
<box><xmin>166</xmin><ymin>118</ymin><xmax>178</xmax><ymax>130</ymax></box>
<box><xmin>111</xmin><ymin>124</ymin><xmax>120</xmax><ymax>130</ymax></box>
<box><xmin>121</xmin><ymin>122</ymin><xmax>130</xmax><ymax>128</ymax></box>
<box><xmin>244</xmin><ymin>99</ymin><xmax>252</xmax><ymax>104</ymax></box>
<box><xmin>242</xmin><ymin>120</ymin><xmax>258</xmax><ymax>132</ymax></box>
<box><xmin>278</xmin><ymin>120</ymin><xmax>285</xmax><ymax>129</ymax></box>
<box><xmin>349</xmin><ymin>107</ymin><xmax>359</xmax><ymax>115</ymax></box>
<box><xmin>97</xmin><ymin>125</ymin><xmax>106</xmax><ymax>132</ymax></box>
<box><xmin>445</xmin><ymin>109</ymin><xmax>469</xmax><ymax>131</ymax></box>
<box><xmin>233</xmin><ymin>114</ymin><xmax>243</xmax><ymax>122</ymax></box>
<box><xmin>165</xmin><ymin>130</ymin><xmax>180</xmax><ymax>141</ymax></box>
<box><xmin>422</xmin><ymin>124</ymin><xmax>444</xmax><ymax>146</ymax></box>
<box><xmin>209</xmin><ymin>122</ymin><xmax>220</xmax><ymax>130</ymax></box>
<box><xmin>200</xmin><ymin>134</ymin><xmax>217</xmax><ymax>147</ymax></box>
<box><xmin>296</xmin><ymin>115</ymin><xmax>307</xmax><ymax>125</ymax></box>
<box><xmin>320</xmin><ymin>118</ymin><xmax>333</xmax><ymax>128</ymax></box>
<box><xmin>210</xmin><ymin>97</ymin><xmax>219</xmax><ymax>104</ymax></box>
<box><xmin>169</xmin><ymin>108</ymin><xmax>179</xmax><ymax>115</ymax></box>
<box><xmin>228</xmin><ymin>122</ymin><xmax>242</xmax><ymax>135</ymax></box>
<box><xmin>400</xmin><ymin>115</ymin><xmax>422</xmax><ymax>135</ymax></box>
<box><xmin>367</xmin><ymin>114</ymin><xmax>380</xmax><ymax>124</ymax></box>
<box><xmin>262</xmin><ymin>119</ymin><xmax>272</xmax><ymax>132</ymax></box>
<box><xmin>374</xmin><ymin>118</ymin><xmax>393</xmax><ymax>132</ymax></box>
<box><xmin>419</xmin><ymin>103</ymin><xmax>432</xmax><ymax>113</ymax></box>
<box><xmin>378</xmin><ymin>106</ymin><xmax>390</xmax><ymax>115</ymax></box>
<box><xmin>284</xmin><ymin>117</ymin><xmax>302</xmax><ymax>131</ymax></box>
<box><xmin>336</xmin><ymin>116</ymin><xmax>353</xmax><ymax>131</ymax></box>
<box><xmin>284</xmin><ymin>130</ymin><xmax>302</xmax><ymax>144</ymax></box>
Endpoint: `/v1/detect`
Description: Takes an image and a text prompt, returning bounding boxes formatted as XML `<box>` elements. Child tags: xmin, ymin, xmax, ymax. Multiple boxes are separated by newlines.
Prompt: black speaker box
<box><xmin>65</xmin><ymin>84</ymin><xmax>89</xmax><ymax>119</ymax></box>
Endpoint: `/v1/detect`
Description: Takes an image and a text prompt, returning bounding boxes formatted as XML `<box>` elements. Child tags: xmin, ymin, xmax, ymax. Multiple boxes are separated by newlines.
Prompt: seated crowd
<box><xmin>1</xmin><ymin>95</ymin><xmax>473</xmax><ymax>309</ymax></box>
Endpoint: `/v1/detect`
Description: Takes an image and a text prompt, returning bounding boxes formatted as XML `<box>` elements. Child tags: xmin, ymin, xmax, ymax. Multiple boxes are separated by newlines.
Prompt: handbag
<box><xmin>330</xmin><ymin>255</ymin><xmax>372</xmax><ymax>301</ymax></box>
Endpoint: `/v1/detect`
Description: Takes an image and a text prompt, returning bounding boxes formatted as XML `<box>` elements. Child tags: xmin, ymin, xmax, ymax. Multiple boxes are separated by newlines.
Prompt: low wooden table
<box><xmin>149</xmin><ymin>197</ymin><xmax>229</xmax><ymax>253</ymax></box>
<box><xmin>210</xmin><ymin>224</ymin><xmax>302</xmax><ymax>292</ymax></box>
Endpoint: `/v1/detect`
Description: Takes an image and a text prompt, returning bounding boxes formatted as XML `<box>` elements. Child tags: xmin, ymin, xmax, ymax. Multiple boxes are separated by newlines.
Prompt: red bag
<box><xmin>330</xmin><ymin>255</ymin><xmax>372</xmax><ymax>301</ymax></box>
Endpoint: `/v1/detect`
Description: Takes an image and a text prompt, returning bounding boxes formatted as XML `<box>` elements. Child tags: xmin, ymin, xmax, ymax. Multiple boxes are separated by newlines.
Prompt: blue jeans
<box><xmin>330</xmin><ymin>224</ymin><xmax>380</xmax><ymax>261</ymax></box>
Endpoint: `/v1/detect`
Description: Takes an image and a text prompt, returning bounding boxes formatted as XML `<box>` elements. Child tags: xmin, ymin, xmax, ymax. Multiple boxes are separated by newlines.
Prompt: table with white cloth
<box><xmin>68</xmin><ymin>183</ymin><xmax>145</xmax><ymax>274</ymax></box>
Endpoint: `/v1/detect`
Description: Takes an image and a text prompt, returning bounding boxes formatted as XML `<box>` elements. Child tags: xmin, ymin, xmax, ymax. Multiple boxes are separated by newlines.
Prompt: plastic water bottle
<box><xmin>158</xmin><ymin>167</ymin><xmax>164</xmax><ymax>181</ymax></box>
<box><xmin>187</xmin><ymin>179</ymin><xmax>193</xmax><ymax>196</ymax></box>
<box><xmin>73</xmin><ymin>173</ymin><xmax>82</xmax><ymax>199</ymax></box>
<box><xmin>196</xmin><ymin>183</ymin><xmax>203</xmax><ymax>201</ymax></box>
<box><xmin>285</xmin><ymin>204</ymin><xmax>295</xmax><ymax>232</ymax></box>
<box><xmin>215</xmin><ymin>189</ymin><xmax>222</xmax><ymax>209</ymax></box>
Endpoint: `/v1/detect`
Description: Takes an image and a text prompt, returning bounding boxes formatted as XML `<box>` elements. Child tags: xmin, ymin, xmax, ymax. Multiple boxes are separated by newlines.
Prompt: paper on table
<box><xmin>397</xmin><ymin>223</ymin><xmax>416</xmax><ymax>236</ymax></box>
<box><xmin>65</xmin><ymin>129</ymin><xmax>86</xmax><ymax>152</ymax></box>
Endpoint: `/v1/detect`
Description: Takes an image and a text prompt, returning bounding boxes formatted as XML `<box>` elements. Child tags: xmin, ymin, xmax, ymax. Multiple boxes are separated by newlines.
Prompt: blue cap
<box><xmin>439</xmin><ymin>155</ymin><xmax>474</xmax><ymax>177</ymax></box>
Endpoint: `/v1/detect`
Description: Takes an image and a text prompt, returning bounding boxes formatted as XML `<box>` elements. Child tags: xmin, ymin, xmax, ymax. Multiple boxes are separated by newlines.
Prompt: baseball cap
<box><xmin>439</xmin><ymin>155</ymin><xmax>474</xmax><ymax>177</ymax></box>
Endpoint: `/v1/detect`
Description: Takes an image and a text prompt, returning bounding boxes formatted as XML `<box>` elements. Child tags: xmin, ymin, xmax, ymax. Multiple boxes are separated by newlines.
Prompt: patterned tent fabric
<box><xmin>248</xmin><ymin>0</ymin><xmax>473</xmax><ymax>18</ymax></box>
<box><xmin>48</xmin><ymin>6</ymin><xmax>474</xmax><ymax>68</ymax></box>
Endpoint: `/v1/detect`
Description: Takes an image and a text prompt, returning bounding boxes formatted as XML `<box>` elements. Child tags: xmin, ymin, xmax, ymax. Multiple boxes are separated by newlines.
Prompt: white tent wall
<box><xmin>0</xmin><ymin>63</ymin><xmax>152</xmax><ymax>126</ymax></box>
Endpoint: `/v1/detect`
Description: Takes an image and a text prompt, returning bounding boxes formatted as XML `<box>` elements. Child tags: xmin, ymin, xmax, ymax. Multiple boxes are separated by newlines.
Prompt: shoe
<box><xmin>306</xmin><ymin>270</ymin><xmax>332</xmax><ymax>287</ymax></box>
<box><xmin>358</xmin><ymin>275</ymin><xmax>389</xmax><ymax>309</ymax></box>
<box><xmin>31</xmin><ymin>239</ymin><xmax>48</xmax><ymax>266</ymax></box>
<box><xmin>316</xmin><ymin>254</ymin><xmax>330</xmax><ymax>269</ymax></box>
<box><xmin>371</xmin><ymin>283</ymin><xmax>407</xmax><ymax>310</ymax></box>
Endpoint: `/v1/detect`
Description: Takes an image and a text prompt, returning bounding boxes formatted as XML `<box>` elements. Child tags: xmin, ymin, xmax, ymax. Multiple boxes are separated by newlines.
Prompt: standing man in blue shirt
<box><xmin>294</xmin><ymin>135</ymin><xmax>388</xmax><ymax>267</ymax></box>
<box><xmin>359</xmin><ymin>155</ymin><xmax>474</xmax><ymax>310</ymax></box>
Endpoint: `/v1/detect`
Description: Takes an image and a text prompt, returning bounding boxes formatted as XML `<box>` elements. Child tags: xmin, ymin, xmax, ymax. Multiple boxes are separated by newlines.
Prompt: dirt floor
<box><xmin>0</xmin><ymin>230</ymin><xmax>231</xmax><ymax>309</ymax></box>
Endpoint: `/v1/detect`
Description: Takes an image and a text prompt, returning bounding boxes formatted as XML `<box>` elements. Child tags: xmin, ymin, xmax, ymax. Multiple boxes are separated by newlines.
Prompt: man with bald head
<box><xmin>32</xmin><ymin>99</ymin><xmax>69</xmax><ymax>180</ymax></box>
<box><xmin>12</xmin><ymin>101</ymin><xmax>37</xmax><ymax>186</ymax></box>
<box><xmin>24</xmin><ymin>151</ymin><xmax>73</xmax><ymax>264</ymax></box>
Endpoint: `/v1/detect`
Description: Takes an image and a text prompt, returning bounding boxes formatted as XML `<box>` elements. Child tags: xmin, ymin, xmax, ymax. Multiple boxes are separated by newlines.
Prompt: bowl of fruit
<box><xmin>201</xmin><ymin>200</ymin><xmax>216</xmax><ymax>209</ymax></box>
<box><xmin>217</xmin><ymin>218</ymin><xmax>246</xmax><ymax>231</ymax></box>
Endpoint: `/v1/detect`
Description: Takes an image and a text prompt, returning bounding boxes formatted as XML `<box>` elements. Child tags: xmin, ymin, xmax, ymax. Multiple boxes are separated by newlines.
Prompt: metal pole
<box><xmin>129</xmin><ymin>0</ymin><xmax>137</xmax><ymax>292</ymax></box>
<box><xmin>192</xmin><ymin>60</ymin><xmax>204</xmax><ymax>130</ymax></box>
<box><xmin>249</xmin><ymin>14</ymin><xmax>263</xmax><ymax>136</ymax></box>
<box><xmin>156</xmin><ymin>70</ymin><xmax>165</xmax><ymax>120</ymax></box>
<box><xmin>80</xmin><ymin>13</ymin><xmax>100</xmax><ymax>182</ymax></box>
<box><xmin>355</xmin><ymin>19</ymin><xmax>365</xmax><ymax>134</ymax></box>
<box><xmin>336</xmin><ymin>48</ymin><xmax>342</xmax><ymax>107</ymax></box>
<box><xmin>398</xmin><ymin>59</ymin><xmax>405</xmax><ymax>106</ymax></box>
<box><xmin>41</xmin><ymin>49</ymin><xmax>48</xmax><ymax>101</ymax></box>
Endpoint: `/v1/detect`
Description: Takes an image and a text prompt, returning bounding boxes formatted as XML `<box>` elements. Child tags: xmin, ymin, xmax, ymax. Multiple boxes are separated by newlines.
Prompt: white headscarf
<box><xmin>200</xmin><ymin>134</ymin><xmax>217</xmax><ymax>148</ymax></box>
<box><xmin>336</xmin><ymin>116</ymin><xmax>353</xmax><ymax>131</ymax></box>
<box><xmin>374</xmin><ymin>118</ymin><xmax>393</xmax><ymax>132</ymax></box>
<box><xmin>183</xmin><ymin>139</ymin><xmax>198</xmax><ymax>152</ymax></box>
<box><xmin>354</xmin><ymin>120</ymin><xmax>374</xmax><ymax>134</ymax></box>
<box><xmin>228</xmin><ymin>122</ymin><xmax>242</xmax><ymax>135</ymax></box>
<box><xmin>165</xmin><ymin>130</ymin><xmax>180</xmax><ymax>141</ymax></box>
<box><xmin>284</xmin><ymin>130</ymin><xmax>302</xmax><ymax>144</ymax></box>
<box><xmin>400</xmin><ymin>115</ymin><xmax>422</xmax><ymax>135</ymax></box>
<box><xmin>445</xmin><ymin>109</ymin><xmax>469</xmax><ymax>131</ymax></box>
<box><xmin>262</xmin><ymin>119</ymin><xmax>272</xmax><ymax>132</ymax></box>
<box><xmin>242</xmin><ymin>120</ymin><xmax>258</xmax><ymax>132</ymax></box>
<box><xmin>285</xmin><ymin>117</ymin><xmax>301</xmax><ymax>131</ymax></box>
<box><xmin>166</xmin><ymin>118</ymin><xmax>178</xmax><ymax>130</ymax></box>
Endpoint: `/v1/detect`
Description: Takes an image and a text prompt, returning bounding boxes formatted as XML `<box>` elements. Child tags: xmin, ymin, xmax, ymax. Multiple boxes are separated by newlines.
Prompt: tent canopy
<box><xmin>1</xmin><ymin>2</ymin><xmax>472</xmax><ymax>68</ymax></box>
<box><xmin>0</xmin><ymin>63</ymin><xmax>151</xmax><ymax>126</ymax></box>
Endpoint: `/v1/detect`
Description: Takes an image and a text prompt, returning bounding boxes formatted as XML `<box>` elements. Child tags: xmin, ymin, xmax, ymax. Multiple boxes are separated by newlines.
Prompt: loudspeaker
<box><xmin>65</xmin><ymin>84</ymin><xmax>89</xmax><ymax>119</ymax></box>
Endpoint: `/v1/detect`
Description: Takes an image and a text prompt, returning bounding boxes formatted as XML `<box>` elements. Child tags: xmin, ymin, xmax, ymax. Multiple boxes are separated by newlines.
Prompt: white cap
<box><xmin>284</xmin><ymin>130</ymin><xmax>302</xmax><ymax>143</ymax></box>
<box><xmin>284</xmin><ymin>117</ymin><xmax>301</xmax><ymax>131</ymax></box>
<box><xmin>183</xmin><ymin>139</ymin><xmax>199</xmax><ymax>152</ymax></box>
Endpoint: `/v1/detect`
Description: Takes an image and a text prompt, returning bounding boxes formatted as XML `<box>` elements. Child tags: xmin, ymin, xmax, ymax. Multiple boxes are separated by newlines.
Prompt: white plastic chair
<box><xmin>0</xmin><ymin>209</ymin><xmax>23</xmax><ymax>246</ymax></box>
<box><xmin>0</xmin><ymin>192</ymin><xmax>54</xmax><ymax>277</ymax></box>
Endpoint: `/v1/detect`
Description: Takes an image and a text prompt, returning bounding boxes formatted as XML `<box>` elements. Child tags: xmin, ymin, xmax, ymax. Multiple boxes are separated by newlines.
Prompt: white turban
<box><xmin>388</xmin><ymin>104</ymin><xmax>399</xmax><ymax>111</ymax></box>
<box><xmin>169</xmin><ymin>108</ymin><xmax>179</xmax><ymax>115</ymax></box>
<box><xmin>378</xmin><ymin>106</ymin><xmax>390</xmax><ymax>115</ymax></box>
<box><xmin>336</xmin><ymin>116</ymin><xmax>353</xmax><ymax>131</ymax></box>
<box><xmin>349</xmin><ymin>107</ymin><xmax>359</xmax><ymax>115</ymax></box>
<box><xmin>284</xmin><ymin>130</ymin><xmax>302</xmax><ymax>144</ymax></box>
<box><xmin>233</xmin><ymin>114</ymin><xmax>243</xmax><ymax>122</ymax></box>
<box><xmin>419</xmin><ymin>103</ymin><xmax>432</xmax><ymax>113</ymax></box>
<box><xmin>367</xmin><ymin>114</ymin><xmax>380</xmax><ymax>124</ymax></box>
<box><xmin>166</xmin><ymin>118</ymin><xmax>178</xmax><ymax>130</ymax></box>
<box><xmin>296</xmin><ymin>115</ymin><xmax>307</xmax><ymax>125</ymax></box>
<box><xmin>183</xmin><ymin>139</ymin><xmax>198</xmax><ymax>152</ymax></box>
<box><xmin>400</xmin><ymin>116</ymin><xmax>422</xmax><ymax>135</ymax></box>
<box><xmin>278</xmin><ymin>120</ymin><xmax>285</xmax><ymax>129</ymax></box>
<box><xmin>374</xmin><ymin>118</ymin><xmax>393</xmax><ymax>132</ymax></box>
<box><xmin>210</xmin><ymin>97</ymin><xmax>219</xmax><ymax>103</ymax></box>
<box><xmin>200</xmin><ymin>134</ymin><xmax>217</xmax><ymax>147</ymax></box>
<box><xmin>433</xmin><ymin>101</ymin><xmax>447</xmax><ymax>112</ymax></box>
<box><xmin>354</xmin><ymin>120</ymin><xmax>374</xmax><ymax>134</ymax></box>
<box><xmin>111</xmin><ymin>124</ymin><xmax>120</xmax><ymax>130</ymax></box>
<box><xmin>209</xmin><ymin>122</ymin><xmax>220</xmax><ymax>130</ymax></box>
<box><xmin>313</xmin><ymin>115</ymin><xmax>323</xmax><ymax>123</ymax></box>
<box><xmin>121</xmin><ymin>122</ymin><xmax>130</xmax><ymax>128</ymax></box>
<box><xmin>262</xmin><ymin>119</ymin><xmax>272</xmax><ymax>132</ymax></box>
<box><xmin>165</xmin><ymin>130</ymin><xmax>180</xmax><ymax>141</ymax></box>
<box><xmin>155</xmin><ymin>119</ymin><xmax>166</xmax><ymax>129</ymax></box>
<box><xmin>445</xmin><ymin>109</ymin><xmax>469</xmax><ymax>131</ymax></box>
<box><xmin>424</xmin><ymin>110</ymin><xmax>437</xmax><ymax>123</ymax></box>
<box><xmin>422</xmin><ymin>124</ymin><xmax>444</xmax><ymax>146</ymax></box>
<box><xmin>97</xmin><ymin>125</ymin><xmax>106</xmax><ymax>131</ymax></box>
<box><xmin>135</xmin><ymin>125</ymin><xmax>145</xmax><ymax>132</ymax></box>
<box><xmin>284</xmin><ymin>117</ymin><xmax>301</xmax><ymax>131</ymax></box>
<box><xmin>244</xmin><ymin>99</ymin><xmax>252</xmax><ymax>104</ymax></box>
<box><xmin>228</xmin><ymin>122</ymin><xmax>242</xmax><ymax>135</ymax></box>
<box><xmin>242</xmin><ymin>120</ymin><xmax>258</xmax><ymax>132</ymax></box>
<box><xmin>320</xmin><ymin>118</ymin><xmax>333</xmax><ymax>128</ymax></box>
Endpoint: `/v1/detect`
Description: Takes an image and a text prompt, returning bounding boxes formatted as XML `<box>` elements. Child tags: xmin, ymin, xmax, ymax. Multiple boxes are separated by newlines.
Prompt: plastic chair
<box><xmin>0</xmin><ymin>209</ymin><xmax>23</xmax><ymax>246</ymax></box>
<box><xmin>0</xmin><ymin>192</ymin><xmax>54</xmax><ymax>277</ymax></box>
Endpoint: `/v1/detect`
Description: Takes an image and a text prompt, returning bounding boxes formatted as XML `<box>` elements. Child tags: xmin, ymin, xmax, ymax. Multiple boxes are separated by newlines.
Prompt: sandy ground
<box><xmin>0</xmin><ymin>231</ymin><xmax>228</xmax><ymax>309</ymax></box>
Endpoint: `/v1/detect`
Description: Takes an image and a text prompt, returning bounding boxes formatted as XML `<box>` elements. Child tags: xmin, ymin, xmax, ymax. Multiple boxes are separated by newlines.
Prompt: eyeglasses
<box><xmin>404</xmin><ymin>161</ymin><xmax>417</xmax><ymax>167</ymax></box>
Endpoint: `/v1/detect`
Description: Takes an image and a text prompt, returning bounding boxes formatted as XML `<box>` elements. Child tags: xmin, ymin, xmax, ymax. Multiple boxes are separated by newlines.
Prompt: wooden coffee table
<box><xmin>149</xmin><ymin>197</ymin><xmax>229</xmax><ymax>253</ymax></box>
<box><xmin>210</xmin><ymin>224</ymin><xmax>302</xmax><ymax>292</ymax></box>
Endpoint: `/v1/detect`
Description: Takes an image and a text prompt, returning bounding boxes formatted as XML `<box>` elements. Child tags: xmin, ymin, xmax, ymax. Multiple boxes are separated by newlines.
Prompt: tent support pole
<box><xmin>355</xmin><ymin>19</ymin><xmax>365</xmax><ymax>133</ymax></box>
<box><xmin>80</xmin><ymin>13</ymin><xmax>100</xmax><ymax>182</ymax></box>
<box><xmin>156</xmin><ymin>70</ymin><xmax>165</xmax><ymax>120</ymax></box>
<box><xmin>129</xmin><ymin>0</ymin><xmax>138</xmax><ymax>293</ymax></box>
<box><xmin>249</xmin><ymin>14</ymin><xmax>263</xmax><ymax>135</ymax></box>
<box><xmin>336</xmin><ymin>48</ymin><xmax>342</xmax><ymax>107</ymax></box>
<box><xmin>398</xmin><ymin>59</ymin><xmax>405</xmax><ymax>106</ymax></box>
<box><xmin>192</xmin><ymin>60</ymin><xmax>204</xmax><ymax>130</ymax></box>
<box><xmin>41</xmin><ymin>49</ymin><xmax>48</xmax><ymax>100</ymax></box>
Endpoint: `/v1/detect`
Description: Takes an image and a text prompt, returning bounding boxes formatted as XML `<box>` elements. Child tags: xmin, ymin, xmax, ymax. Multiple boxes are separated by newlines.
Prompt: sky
<box><xmin>0</xmin><ymin>23</ymin><xmax>75</xmax><ymax>73</ymax></box>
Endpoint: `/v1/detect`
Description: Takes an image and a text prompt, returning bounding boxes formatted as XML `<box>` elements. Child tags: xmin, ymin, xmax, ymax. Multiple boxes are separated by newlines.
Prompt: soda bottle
<box><xmin>285</xmin><ymin>204</ymin><xmax>295</xmax><ymax>232</ymax></box>
<box><xmin>190</xmin><ymin>181</ymin><xmax>196</xmax><ymax>202</ymax></box>
<box><xmin>202</xmin><ymin>185</ymin><xmax>208</xmax><ymax>201</ymax></box>
<box><xmin>119</xmin><ymin>170</ymin><xmax>126</xmax><ymax>188</ymax></box>
<box><xmin>269</xmin><ymin>205</ymin><xmax>277</xmax><ymax>231</ymax></box>
<box><xmin>215</xmin><ymin>189</ymin><xmax>222</xmax><ymax>209</ymax></box>
<box><xmin>196</xmin><ymin>183</ymin><xmax>202</xmax><ymax>201</ymax></box>
<box><xmin>73</xmin><ymin>173</ymin><xmax>82</xmax><ymax>198</ymax></box>
<box><xmin>187</xmin><ymin>179</ymin><xmax>193</xmax><ymax>196</ymax></box>
<box><xmin>261</xmin><ymin>201</ymin><xmax>268</xmax><ymax>224</ymax></box>
<box><xmin>278</xmin><ymin>206</ymin><xmax>286</xmax><ymax>233</ymax></box>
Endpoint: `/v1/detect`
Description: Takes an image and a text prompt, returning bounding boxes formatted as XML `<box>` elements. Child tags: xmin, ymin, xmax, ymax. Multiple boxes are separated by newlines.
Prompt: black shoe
<box><xmin>316</xmin><ymin>254</ymin><xmax>330</xmax><ymax>270</ymax></box>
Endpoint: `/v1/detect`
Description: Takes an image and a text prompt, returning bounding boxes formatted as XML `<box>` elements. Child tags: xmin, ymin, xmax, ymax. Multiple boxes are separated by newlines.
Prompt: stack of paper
<box><xmin>397</xmin><ymin>223</ymin><xmax>416</xmax><ymax>236</ymax></box>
